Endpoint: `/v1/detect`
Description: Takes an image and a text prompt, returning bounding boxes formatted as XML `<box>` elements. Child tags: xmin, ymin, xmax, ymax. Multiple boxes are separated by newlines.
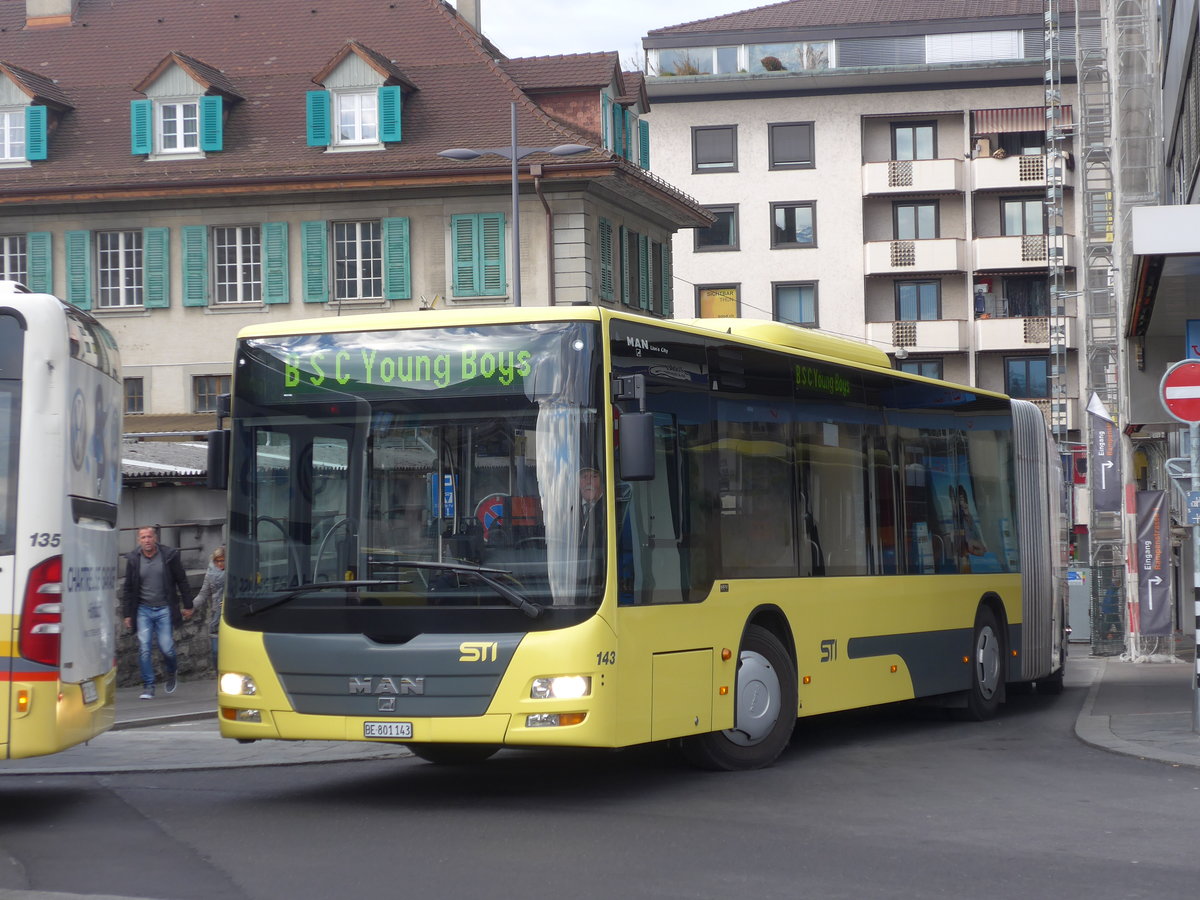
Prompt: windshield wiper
<box><xmin>244</xmin><ymin>580</ymin><xmax>409</xmax><ymax>617</ymax></box>
<box><xmin>244</xmin><ymin>562</ymin><xmax>544</xmax><ymax>619</ymax></box>
<box><xmin>392</xmin><ymin>560</ymin><xmax>543</xmax><ymax>618</ymax></box>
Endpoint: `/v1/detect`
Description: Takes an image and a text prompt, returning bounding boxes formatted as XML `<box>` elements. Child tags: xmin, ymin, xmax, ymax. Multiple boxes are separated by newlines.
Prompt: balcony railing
<box><xmin>864</xmin><ymin>238</ymin><xmax>966</xmax><ymax>275</ymax></box>
<box><xmin>974</xmin><ymin>314</ymin><xmax>1079</xmax><ymax>352</ymax></box>
<box><xmin>862</xmin><ymin>158</ymin><xmax>964</xmax><ymax>195</ymax></box>
<box><xmin>971</xmin><ymin>153</ymin><xmax>1075</xmax><ymax>191</ymax></box>
<box><xmin>864</xmin><ymin>318</ymin><xmax>970</xmax><ymax>353</ymax></box>
<box><xmin>973</xmin><ymin>234</ymin><xmax>1074</xmax><ymax>271</ymax></box>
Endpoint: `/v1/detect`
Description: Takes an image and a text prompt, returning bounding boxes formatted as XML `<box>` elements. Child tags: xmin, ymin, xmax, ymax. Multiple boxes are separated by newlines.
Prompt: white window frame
<box><xmin>96</xmin><ymin>230</ymin><xmax>144</xmax><ymax>309</ymax></box>
<box><xmin>0</xmin><ymin>109</ymin><xmax>26</xmax><ymax>162</ymax></box>
<box><xmin>334</xmin><ymin>90</ymin><xmax>379</xmax><ymax>147</ymax></box>
<box><xmin>157</xmin><ymin>99</ymin><xmax>200</xmax><ymax>154</ymax></box>
<box><xmin>0</xmin><ymin>234</ymin><xmax>26</xmax><ymax>283</ymax></box>
<box><xmin>213</xmin><ymin>225</ymin><xmax>263</xmax><ymax>303</ymax></box>
<box><xmin>333</xmin><ymin>220</ymin><xmax>383</xmax><ymax>300</ymax></box>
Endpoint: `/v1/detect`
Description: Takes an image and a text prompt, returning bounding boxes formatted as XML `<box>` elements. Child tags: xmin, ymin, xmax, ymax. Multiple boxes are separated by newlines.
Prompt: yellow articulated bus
<box><xmin>211</xmin><ymin>307</ymin><xmax>1066</xmax><ymax>769</ymax></box>
<box><xmin>2</xmin><ymin>283</ymin><xmax>122</xmax><ymax>760</ymax></box>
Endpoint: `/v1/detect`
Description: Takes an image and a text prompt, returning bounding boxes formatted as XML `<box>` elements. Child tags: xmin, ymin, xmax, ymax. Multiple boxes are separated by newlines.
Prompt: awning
<box><xmin>972</xmin><ymin>106</ymin><xmax>1073</xmax><ymax>134</ymax></box>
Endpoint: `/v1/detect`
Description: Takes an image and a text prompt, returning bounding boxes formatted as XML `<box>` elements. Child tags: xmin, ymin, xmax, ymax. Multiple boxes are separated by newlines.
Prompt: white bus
<box><xmin>1</xmin><ymin>282</ymin><xmax>122</xmax><ymax>759</ymax></box>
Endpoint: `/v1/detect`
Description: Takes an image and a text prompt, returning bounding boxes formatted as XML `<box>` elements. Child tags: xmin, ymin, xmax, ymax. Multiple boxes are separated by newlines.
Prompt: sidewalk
<box><xmin>4</xmin><ymin>656</ymin><xmax>1199</xmax><ymax>775</ymax></box>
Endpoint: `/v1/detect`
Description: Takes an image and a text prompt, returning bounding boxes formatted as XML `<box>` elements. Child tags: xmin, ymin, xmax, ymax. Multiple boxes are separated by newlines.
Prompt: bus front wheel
<box><xmin>406</xmin><ymin>743</ymin><xmax>499</xmax><ymax>765</ymax></box>
<box><xmin>961</xmin><ymin>606</ymin><xmax>1004</xmax><ymax>720</ymax></box>
<box><xmin>679</xmin><ymin>625</ymin><xmax>797</xmax><ymax>771</ymax></box>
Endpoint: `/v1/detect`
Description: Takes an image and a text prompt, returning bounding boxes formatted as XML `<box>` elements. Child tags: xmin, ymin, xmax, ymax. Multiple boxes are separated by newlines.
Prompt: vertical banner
<box><xmin>1135</xmin><ymin>490</ymin><xmax>1172</xmax><ymax>636</ymax></box>
<box><xmin>1087</xmin><ymin>393</ymin><xmax>1122</xmax><ymax>513</ymax></box>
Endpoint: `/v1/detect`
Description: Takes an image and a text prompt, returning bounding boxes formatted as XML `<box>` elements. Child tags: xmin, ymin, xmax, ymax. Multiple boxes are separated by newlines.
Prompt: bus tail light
<box><xmin>19</xmin><ymin>555</ymin><xmax>64</xmax><ymax>667</ymax></box>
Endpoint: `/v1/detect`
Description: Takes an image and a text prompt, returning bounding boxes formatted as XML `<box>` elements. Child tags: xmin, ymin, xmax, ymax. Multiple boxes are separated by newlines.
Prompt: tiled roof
<box><xmin>647</xmin><ymin>0</ymin><xmax>1096</xmax><ymax>36</ymax></box>
<box><xmin>502</xmin><ymin>53</ymin><xmax>622</xmax><ymax>92</ymax></box>
<box><xmin>0</xmin><ymin>59</ymin><xmax>71</xmax><ymax>108</ymax></box>
<box><xmin>0</xmin><ymin>0</ymin><xmax>612</xmax><ymax>198</ymax></box>
<box><xmin>122</xmin><ymin>440</ymin><xmax>207</xmax><ymax>480</ymax></box>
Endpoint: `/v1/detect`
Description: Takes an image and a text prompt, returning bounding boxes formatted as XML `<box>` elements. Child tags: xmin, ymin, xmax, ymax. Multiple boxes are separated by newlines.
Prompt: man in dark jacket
<box><xmin>122</xmin><ymin>526</ymin><xmax>193</xmax><ymax>699</ymax></box>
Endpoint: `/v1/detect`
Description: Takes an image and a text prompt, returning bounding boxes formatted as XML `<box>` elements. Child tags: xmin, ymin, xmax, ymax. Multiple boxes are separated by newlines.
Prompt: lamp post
<box><xmin>439</xmin><ymin>101</ymin><xmax>589</xmax><ymax>306</ymax></box>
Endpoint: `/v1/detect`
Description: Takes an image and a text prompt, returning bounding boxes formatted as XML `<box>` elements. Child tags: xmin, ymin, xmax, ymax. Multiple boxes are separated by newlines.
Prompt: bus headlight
<box><xmin>531</xmin><ymin>675</ymin><xmax>591</xmax><ymax>700</ymax></box>
<box><xmin>219</xmin><ymin>672</ymin><xmax>257</xmax><ymax>696</ymax></box>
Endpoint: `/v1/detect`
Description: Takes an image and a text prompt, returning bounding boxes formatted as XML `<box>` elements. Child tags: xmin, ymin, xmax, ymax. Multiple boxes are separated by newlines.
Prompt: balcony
<box><xmin>862</xmin><ymin>158</ymin><xmax>963</xmax><ymax>195</ymax></box>
<box><xmin>971</xmin><ymin>153</ymin><xmax>1075</xmax><ymax>192</ymax></box>
<box><xmin>865</xmin><ymin>318</ymin><xmax>970</xmax><ymax>354</ymax></box>
<box><xmin>974</xmin><ymin>314</ymin><xmax>1079</xmax><ymax>352</ymax></box>
<box><xmin>864</xmin><ymin>238</ymin><xmax>966</xmax><ymax>275</ymax></box>
<box><xmin>973</xmin><ymin>234</ymin><xmax>1074</xmax><ymax>271</ymax></box>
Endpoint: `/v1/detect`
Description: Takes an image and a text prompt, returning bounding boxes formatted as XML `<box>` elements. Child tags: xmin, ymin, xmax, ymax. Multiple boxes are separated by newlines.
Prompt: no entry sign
<box><xmin>1161</xmin><ymin>360</ymin><xmax>1200</xmax><ymax>423</ymax></box>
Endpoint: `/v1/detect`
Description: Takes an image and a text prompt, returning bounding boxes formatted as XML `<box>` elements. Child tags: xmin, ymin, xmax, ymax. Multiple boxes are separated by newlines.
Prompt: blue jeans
<box><xmin>136</xmin><ymin>605</ymin><xmax>177</xmax><ymax>688</ymax></box>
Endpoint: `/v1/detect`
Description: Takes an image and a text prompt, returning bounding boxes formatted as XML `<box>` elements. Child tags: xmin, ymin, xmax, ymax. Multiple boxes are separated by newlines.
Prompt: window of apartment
<box><xmin>333</xmin><ymin>221</ymin><xmax>383</xmax><ymax>300</ymax></box>
<box><xmin>158</xmin><ymin>101</ymin><xmax>199</xmax><ymax>153</ymax></box>
<box><xmin>124</xmin><ymin>377</ymin><xmax>144</xmax><ymax>415</ymax></box>
<box><xmin>695</xmin><ymin>205</ymin><xmax>738</xmax><ymax>251</ymax></box>
<box><xmin>926</xmin><ymin>31</ymin><xmax>1022</xmax><ymax>65</ymax></box>
<box><xmin>193</xmin><ymin>375</ymin><xmax>230</xmax><ymax>414</ymax></box>
<box><xmin>692</xmin><ymin>125</ymin><xmax>737</xmax><ymax>172</ymax></box>
<box><xmin>656</xmin><ymin>46</ymin><xmax>740</xmax><ymax>75</ymax></box>
<box><xmin>214</xmin><ymin>226</ymin><xmax>262</xmax><ymax>303</ymax></box>
<box><xmin>771</xmin><ymin>202</ymin><xmax>816</xmax><ymax>248</ymax></box>
<box><xmin>896</xmin><ymin>280</ymin><xmax>940</xmax><ymax>321</ymax></box>
<box><xmin>1002</xmin><ymin>197</ymin><xmax>1045</xmax><ymax>236</ymax></box>
<box><xmin>892</xmin><ymin>122</ymin><xmax>936</xmax><ymax>161</ymax></box>
<box><xmin>0</xmin><ymin>235</ymin><xmax>26</xmax><ymax>283</ymax></box>
<box><xmin>769</xmin><ymin>122</ymin><xmax>814</xmax><ymax>169</ymax></box>
<box><xmin>450</xmin><ymin>213</ymin><xmax>506</xmax><ymax>298</ymax></box>
<box><xmin>0</xmin><ymin>110</ymin><xmax>25</xmax><ymax>162</ymax></box>
<box><xmin>698</xmin><ymin>284</ymin><xmax>739</xmax><ymax>318</ymax></box>
<box><xmin>336</xmin><ymin>91</ymin><xmax>378</xmax><ymax>145</ymax></box>
<box><xmin>898</xmin><ymin>358</ymin><xmax>943</xmax><ymax>379</ymax></box>
<box><xmin>1002</xmin><ymin>275</ymin><xmax>1050</xmax><ymax>317</ymax></box>
<box><xmin>894</xmin><ymin>201</ymin><xmax>939</xmax><ymax>240</ymax></box>
<box><xmin>773</xmin><ymin>282</ymin><xmax>817</xmax><ymax>326</ymax></box>
<box><xmin>998</xmin><ymin>130</ymin><xmax>1044</xmax><ymax>156</ymax></box>
<box><xmin>1004</xmin><ymin>356</ymin><xmax>1050</xmax><ymax>398</ymax></box>
<box><xmin>96</xmin><ymin>230</ymin><xmax>144</xmax><ymax>308</ymax></box>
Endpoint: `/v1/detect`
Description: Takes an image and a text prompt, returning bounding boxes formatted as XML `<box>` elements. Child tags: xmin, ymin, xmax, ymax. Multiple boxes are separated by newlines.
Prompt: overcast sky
<box><xmin>463</xmin><ymin>0</ymin><xmax>748</xmax><ymax>63</ymax></box>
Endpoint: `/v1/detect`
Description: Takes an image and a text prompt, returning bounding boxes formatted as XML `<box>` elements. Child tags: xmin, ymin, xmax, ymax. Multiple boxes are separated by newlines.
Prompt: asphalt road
<box><xmin>2</xmin><ymin>662</ymin><xmax>1198</xmax><ymax>900</ymax></box>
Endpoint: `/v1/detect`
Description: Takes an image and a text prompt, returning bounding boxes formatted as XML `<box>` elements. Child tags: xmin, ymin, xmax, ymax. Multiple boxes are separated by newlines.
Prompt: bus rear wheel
<box><xmin>961</xmin><ymin>606</ymin><xmax>1004</xmax><ymax>720</ymax></box>
<box><xmin>406</xmin><ymin>743</ymin><xmax>499</xmax><ymax>765</ymax></box>
<box><xmin>679</xmin><ymin>625</ymin><xmax>797</xmax><ymax>771</ymax></box>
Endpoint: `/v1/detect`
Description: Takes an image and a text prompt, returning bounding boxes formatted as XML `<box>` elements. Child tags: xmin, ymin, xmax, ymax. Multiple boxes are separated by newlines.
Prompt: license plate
<box><xmin>80</xmin><ymin>679</ymin><xmax>99</xmax><ymax>705</ymax></box>
<box><xmin>364</xmin><ymin>721</ymin><xmax>412</xmax><ymax>739</ymax></box>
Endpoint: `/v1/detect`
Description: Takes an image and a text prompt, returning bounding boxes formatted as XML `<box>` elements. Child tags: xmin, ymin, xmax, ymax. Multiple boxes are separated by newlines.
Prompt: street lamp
<box><xmin>439</xmin><ymin>101</ymin><xmax>589</xmax><ymax>306</ymax></box>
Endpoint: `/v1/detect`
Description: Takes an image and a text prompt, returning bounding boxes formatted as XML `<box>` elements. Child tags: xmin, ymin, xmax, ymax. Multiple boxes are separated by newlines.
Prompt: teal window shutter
<box><xmin>25</xmin><ymin>232</ymin><xmax>52</xmax><ymax>293</ymax></box>
<box><xmin>619</xmin><ymin>226</ymin><xmax>632</xmax><ymax>306</ymax></box>
<box><xmin>262</xmin><ymin>222</ymin><xmax>290</xmax><ymax>304</ymax></box>
<box><xmin>65</xmin><ymin>230</ymin><xmax>91</xmax><ymax>310</ymax></box>
<box><xmin>382</xmin><ymin>216</ymin><xmax>411</xmax><ymax>299</ymax></box>
<box><xmin>661</xmin><ymin>241</ymin><xmax>673</xmax><ymax>317</ymax></box>
<box><xmin>638</xmin><ymin>119</ymin><xmax>650</xmax><ymax>170</ymax></box>
<box><xmin>181</xmin><ymin>225</ymin><xmax>208</xmax><ymax>306</ymax></box>
<box><xmin>378</xmin><ymin>86</ymin><xmax>402</xmax><ymax>143</ymax></box>
<box><xmin>200</xmin><ymin>95</ymin><xmax>224</xmax><ymax>152</ymax></box>
<box><xmin>624</xmin><ymin>109</ymin><xmax>635</xmax><ymax>160</ymax></box>
<box><xmin>306</xmin><ymin>91</ymin><xmax>331</xmax><ymax>147</ymax></box>
<box><xmin>479</xmin><ymin>212</ymin><xmax>506</xmax><ymax>296</ymax></box>
<box><xmin>613</xmin><ymin>105</ymin><xmax>624</xmax><ymax>160</ymax></box>
<box><xmin>25</xmin><ymin>106</ymin><xmax>47</xmax><ymax>161</ymax></box>
<box><xmin>143</xmin><ymin>227</ymin><xmax>170</xmax><ymax>308</ymax></box>
<box><xmin>638</xmin><ymin>233</ymin><xmax>650</xmax><ymax>310</ymax></box>
<box><xmin>301</xmin><ymin>220</ymin><xmax>329</xmax><ymax>302</ymax></box>
<box><xmin>601</xmin><ymin>95</ymin><xmax>611</xmax><ymax>150</ymax></box>
<box><xmin>130</xmin><ymin>99</ymin><xmax>153</xmax><ymax>155</ymax></box>
<box><xmin>451</xmin><ymin>214</ymin><xmax>475</xmax><ymax>297</ymax></box>
<box><xmin>598</xmin><ymin>218</ymin><xmax>614</xmax><ymax>302</ymax></box>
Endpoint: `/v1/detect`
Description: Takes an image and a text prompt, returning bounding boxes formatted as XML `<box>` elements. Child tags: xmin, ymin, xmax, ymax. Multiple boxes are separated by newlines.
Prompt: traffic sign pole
<box><xmin>1160</xmin><ymin>360</ymin><xmax>1200</xmax><ymax>734</ymax></box>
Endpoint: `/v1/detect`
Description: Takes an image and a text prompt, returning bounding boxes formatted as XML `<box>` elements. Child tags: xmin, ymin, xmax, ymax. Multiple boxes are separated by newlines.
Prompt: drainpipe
<box><xmin>530</xmin><ymin>163</ymin><xmax>557</xmax><ymax>305</ymax></box>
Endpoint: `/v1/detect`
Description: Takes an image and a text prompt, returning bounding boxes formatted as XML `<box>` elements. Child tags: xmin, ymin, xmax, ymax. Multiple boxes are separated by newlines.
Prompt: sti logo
<box><xmin>459</xmin><ymin>641</ymin><xmax>498</xmax><ymax>662</ymax></box>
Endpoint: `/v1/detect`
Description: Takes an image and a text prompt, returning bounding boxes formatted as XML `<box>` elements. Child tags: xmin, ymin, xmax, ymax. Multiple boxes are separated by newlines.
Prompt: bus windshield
<box><xmin>226</xmin><ymin>321</ymin><xmax>606</xmax><ymax>636</ymax></box>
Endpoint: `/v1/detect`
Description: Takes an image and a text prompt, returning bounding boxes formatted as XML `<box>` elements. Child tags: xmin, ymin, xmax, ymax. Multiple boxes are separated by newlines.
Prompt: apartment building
<box><xmin>0</xmin><ymin>0</ymin><xmax>706</xmax><ymax>425</ymax></box>
<box><xmin>643</xmin><ymin>0</ymin><xmax>1095</xmax><ymax>434</ymax></box>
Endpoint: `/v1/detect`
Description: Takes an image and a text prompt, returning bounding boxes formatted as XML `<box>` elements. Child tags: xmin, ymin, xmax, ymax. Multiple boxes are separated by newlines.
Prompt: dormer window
<box><xmin>0</xmin><ymin>61</ymin><xmax>68</xmax><ymax>165</ymax></box>
<box><xmin>0</xmin><ymin>110</ymin><xmax>26</xmax><ymax>161</ymax></box>
<box><xmin>132</xmin><ymin>52</ymin><xmax>241</xmax><ymax>159</ymax></box>
<box><xmin>308</xmin><ymin>41</ymin><xmax>413</xmax><ymax>152</ymax></box>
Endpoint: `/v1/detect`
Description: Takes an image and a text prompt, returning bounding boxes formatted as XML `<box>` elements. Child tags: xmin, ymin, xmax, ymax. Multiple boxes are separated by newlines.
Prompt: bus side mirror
<box><xmin>207</xmin><ymin>430</ymin><xmax>230</xmax><ymax>490</ymax></box>
<box><xmin>619</xmin><ymin>412</ymin><xmax>655</xmax><ymax>481</ymax></box>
